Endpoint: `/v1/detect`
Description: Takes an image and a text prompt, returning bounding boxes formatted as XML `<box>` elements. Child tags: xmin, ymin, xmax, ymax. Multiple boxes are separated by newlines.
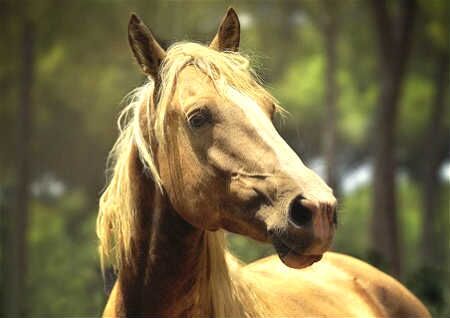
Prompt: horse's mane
<box><xmin>96</xmin><ymin>42</ymin><xmax>277</xmax><ymax>316</ymax></box>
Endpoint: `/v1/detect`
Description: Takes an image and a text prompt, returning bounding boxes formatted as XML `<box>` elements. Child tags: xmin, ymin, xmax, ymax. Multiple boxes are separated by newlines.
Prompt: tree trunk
<box><xmin>371</xmin><ymin>78</ymin><xmax>400</xmax><ymax>275</ymax></box>
<box><xmin>369</xmin><ymin>0</ymin><xmax>417</xmax><ymax>278</ymax></box>
<box><xmin>9</xmin><ymin>16</ymin><xmax>35</xmax><ymax>315</ymax></box>
<box><xmin>420</xmin><ymin>50</ymin><xmax>449</xmax><ymax>265</ymax></box>
<box><xmin>323</xmin><ymin>4</ymin><xmax>339</xmax><ymax>193</ymax></box>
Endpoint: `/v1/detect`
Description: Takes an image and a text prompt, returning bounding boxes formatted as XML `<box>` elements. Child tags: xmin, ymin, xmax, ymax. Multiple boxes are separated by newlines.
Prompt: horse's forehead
<box><xmin>171</xmin><ymin>66</ymin><xmax>218</xmax><ymax>108</ymax></box>
<box><xmin>177</xmin><ymin>66</ymin><xmax>215</xmax><ymax>93</ymax></box>
<box><xmin>171</xmin><ymin>65</ymin><xmax>269</xmax><ymax>115</ymax></box>
<box><xmin>168</xmin><ymin>65</ymin><xmax>217</xmax><ymax>111</ymax></box>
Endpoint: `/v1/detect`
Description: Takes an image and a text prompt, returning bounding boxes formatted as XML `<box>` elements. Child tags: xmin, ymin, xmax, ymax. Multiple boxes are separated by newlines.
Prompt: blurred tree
<box><xmin>0</xmin><ymin>1</ymin><xmax>18</xmax><ymax>313</ymax></box>
<box><xmin>322</xmin><ymin>1</ymin><xmax>340</xmax><ymax>193</ymax></box>
<box><xmin>7</xmin><ymin>1</ymin><xmax>36</xmax><ymax>315</ymax></box>
<box><xmin>369</xmin><ymin>0</ymin><xmax>418</xmax><ymax>277</ymax></box>
<box><xmin>297</xmin><ymin>0</ymin><xmax>342</xmax><ymax>192</ymax></box>
<box><xmin>420</xmin><ymin>49</ymin><xmax>449</xmax><ymax>263</ymax></box>
<box><xmin>416</xmin><ymin>0</ymin><xmax>449</xmax><ymax>267</ymax></box>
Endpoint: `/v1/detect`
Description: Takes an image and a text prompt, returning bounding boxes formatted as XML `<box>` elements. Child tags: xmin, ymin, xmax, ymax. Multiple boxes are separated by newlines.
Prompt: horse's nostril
<box><xmin>288</xmin><ymin>198</ymin><xmax>313</xmax><ymax>227</ymax></box>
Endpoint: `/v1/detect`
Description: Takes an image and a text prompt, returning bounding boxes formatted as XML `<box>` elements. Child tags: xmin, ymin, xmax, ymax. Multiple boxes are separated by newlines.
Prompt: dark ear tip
<box><xmin>226</xmin><ymin>7</ymin><xmax>238</xmax><ymax>18</ymax></box>
<box><xmin>129</xmin><ymin>13</ymin><xmax>141</xmax><ymax>25</ymax></box>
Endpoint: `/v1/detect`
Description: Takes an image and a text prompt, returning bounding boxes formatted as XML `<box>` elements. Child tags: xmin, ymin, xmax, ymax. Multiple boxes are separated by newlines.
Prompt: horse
<box><xmin>97</xmin><ymin>8</ymin><xmax>430</xmax><ymax>317</ymax></box>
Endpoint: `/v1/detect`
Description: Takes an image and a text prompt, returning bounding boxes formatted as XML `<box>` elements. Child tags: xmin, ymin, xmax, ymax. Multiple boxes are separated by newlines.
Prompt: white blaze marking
<box><xmin>226</xmin><ymin>87</ymin><xmax>331</xmax><ymax>201</ymax></box>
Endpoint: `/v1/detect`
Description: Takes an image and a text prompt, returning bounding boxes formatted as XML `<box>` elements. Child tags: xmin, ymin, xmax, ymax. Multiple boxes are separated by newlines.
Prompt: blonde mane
<box><xmin>97</xmin><ymin>42</ymin><xmax>279</xmax><ymax>317</ymax></box>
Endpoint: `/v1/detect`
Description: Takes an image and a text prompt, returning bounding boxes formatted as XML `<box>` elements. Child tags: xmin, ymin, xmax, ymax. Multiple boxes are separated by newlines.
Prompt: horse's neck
<box><xmin>112</xmin><ymin>190</ymin><xmax>263</xmax><ymax>317</ymax></box>
<box><xmin>116</xmin><ymin>191</ymin><xmax>208</xmax><ymax>316</ymax></box>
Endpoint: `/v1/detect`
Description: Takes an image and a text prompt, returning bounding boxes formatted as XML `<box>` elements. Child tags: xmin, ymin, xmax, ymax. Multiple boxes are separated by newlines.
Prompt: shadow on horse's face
<box><xmin>157</xmin><ymin>66</ymin><xmax>337</xmax><ymax>269</ymax></box>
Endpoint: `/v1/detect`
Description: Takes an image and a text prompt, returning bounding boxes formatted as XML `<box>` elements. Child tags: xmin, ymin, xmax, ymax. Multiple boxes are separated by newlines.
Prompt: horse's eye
<box><xmin>187</xmin><ymin>108</ymin><xmax>211</xmax><ymax>129</ymax></box>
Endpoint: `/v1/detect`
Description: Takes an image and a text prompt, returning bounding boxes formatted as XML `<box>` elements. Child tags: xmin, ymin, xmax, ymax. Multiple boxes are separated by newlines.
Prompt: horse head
<box><xmin>126</xmin><ymin>8</ymin><xmax>337</xmax><ymax>269</ymax></box>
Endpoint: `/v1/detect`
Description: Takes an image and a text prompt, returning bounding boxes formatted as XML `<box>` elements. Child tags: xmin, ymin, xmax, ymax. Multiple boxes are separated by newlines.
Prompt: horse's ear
<box><xmin>210</xmin><ymin>7</ymin><xmax>240</xmax><ymax>52</ymax></box>
<box><xmin>128</xmin><ymin>13</ymin><xmax>166</xmax><ymax>79</ymax></box>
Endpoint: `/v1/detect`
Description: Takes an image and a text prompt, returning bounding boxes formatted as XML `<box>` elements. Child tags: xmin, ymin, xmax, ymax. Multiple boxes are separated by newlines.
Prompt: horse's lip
<box><xmin>280</xmin><ymin>251</ymin><xmax>323</xmax><ymax>269</ymax></box>
<box><xmin>271</xmin><ymin>235</ymin><xmax>323</xmax><ymax>269</ymax></box>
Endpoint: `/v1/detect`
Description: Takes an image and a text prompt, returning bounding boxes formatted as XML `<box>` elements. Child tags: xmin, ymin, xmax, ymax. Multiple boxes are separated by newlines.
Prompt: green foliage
<box><xmin>227</xmin><ymin>234</ymin><xmax>274</xmax><ymax>264</ymax></box>
<box><xmin>27</xmin><ymin>191</ymin><xmax>104</xmax><ymax>315</ymax></box>
<box><xmin>407</xmin><ymin>266</ymin><xmax>450</xmax><ymax>317</ymax></box>
<box><xmin>399</xmin><ymin>74</ymin><xmax>434</xmax><ymax>146</ymax></box>
<box><xmin>274</xmin><ymin>56</ymin><xmax>324</xmax><ymax>117</ymax></box>
<box><xmin>337</xmin><ymin>69</ymin><xmax>377</xmax><ymax>145</ymax></box>
<box><xmin>333</xmin><ymin>186</ymin><xmax>371</xmax><ymax>259</ymax></box>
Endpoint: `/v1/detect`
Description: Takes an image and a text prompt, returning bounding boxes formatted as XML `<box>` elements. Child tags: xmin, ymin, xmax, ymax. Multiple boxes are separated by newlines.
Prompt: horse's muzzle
<box><xmin>271</xmin><ymin>195</ymin><xmax>337</xmax><ymax>269</ymax></box>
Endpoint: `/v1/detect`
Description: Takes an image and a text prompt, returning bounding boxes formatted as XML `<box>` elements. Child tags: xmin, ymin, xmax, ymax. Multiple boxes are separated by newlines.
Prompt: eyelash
<box><xmin>187</xmin><ymin>107</ymin><xmax>212</xmax><ymax>129</ymax></box>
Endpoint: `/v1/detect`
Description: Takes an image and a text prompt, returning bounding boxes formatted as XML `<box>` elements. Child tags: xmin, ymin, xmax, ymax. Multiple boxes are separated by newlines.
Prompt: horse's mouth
<box><xmin>271</xmin><ymin>235</ymin><xmax>323</xmax><ymax>269</ymax></box>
